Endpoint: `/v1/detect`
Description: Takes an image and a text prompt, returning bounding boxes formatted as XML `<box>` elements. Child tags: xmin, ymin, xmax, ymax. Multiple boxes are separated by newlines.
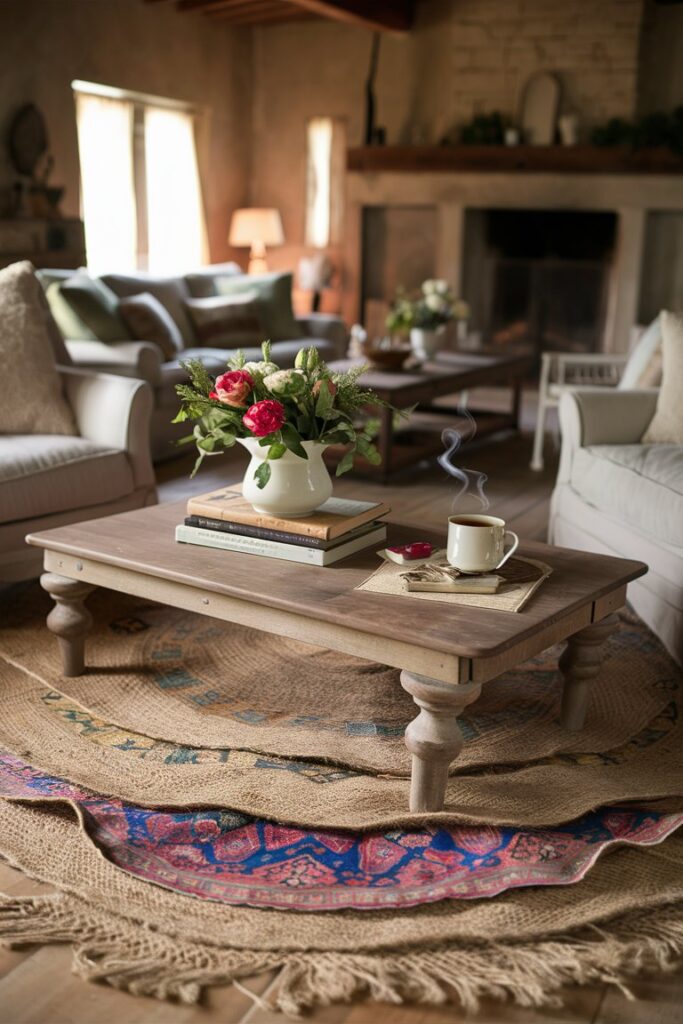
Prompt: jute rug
<box><xmin>0</xmin><ymin>587</ymin><xmax>676</xmax><ymax>776</ymax></box>
<box><xmin>0</xmin><ymin>656</ymin><xmax>680</xmax><ymax>830</ymax></box>
<box><xmin>3</xmin><ymin>750</ymin><xmax>680</xmax><ymax>911</ymax></box>
<box><xmin>1</xmin><ymin>796</ymin><xmax>682</xmax><ymax>1013</ymax></box>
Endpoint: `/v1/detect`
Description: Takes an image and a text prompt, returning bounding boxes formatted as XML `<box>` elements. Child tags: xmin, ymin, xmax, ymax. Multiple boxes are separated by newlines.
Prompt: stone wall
<box><xmin>0</xmin><ymin>0</ymin><xmax>252</xmax><ymax>263</ymax></box>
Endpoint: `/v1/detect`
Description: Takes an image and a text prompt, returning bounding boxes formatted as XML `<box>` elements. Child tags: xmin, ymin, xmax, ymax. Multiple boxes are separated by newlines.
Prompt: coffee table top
<box><xmin>28</xmin><ymin>501</ymin><xmax>646</xmax><ymax>667</ymax></box>
<box><xmin>329</xmin><ymin>351</ymin><xmax>534</xmax><ymax>399</ymax></box>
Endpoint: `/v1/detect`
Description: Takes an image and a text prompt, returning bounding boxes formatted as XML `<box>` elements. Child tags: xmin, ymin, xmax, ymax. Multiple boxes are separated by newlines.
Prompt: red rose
<box><xmin>243</xmin><ymin>399</ymin><xmax>286</xmax><ymax>437</ymax></box>
<box><xmin>214</xmin><ymin>370</ymin><xmax>254</xmax><ymax>408</ymax></box>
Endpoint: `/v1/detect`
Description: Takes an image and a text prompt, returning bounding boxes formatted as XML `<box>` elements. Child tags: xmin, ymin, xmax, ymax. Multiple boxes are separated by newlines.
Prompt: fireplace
<box><xmin>463</xmin><ymin>209</ymin><xmax>617</xmax><ymax>356</ymax></box>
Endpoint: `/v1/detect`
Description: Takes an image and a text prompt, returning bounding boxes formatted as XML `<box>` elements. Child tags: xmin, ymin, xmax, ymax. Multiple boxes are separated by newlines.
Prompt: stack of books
<box><xmin>175</xmin><ymin>487</ymin><xmax>390</xmax><ymax>566</ymax></box>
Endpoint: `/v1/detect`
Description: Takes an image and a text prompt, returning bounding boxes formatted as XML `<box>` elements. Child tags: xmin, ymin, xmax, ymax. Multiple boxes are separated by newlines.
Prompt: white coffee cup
<box><xmin>447</xmin><ymin>514</ymin><xmax>519</xmax><ymax>573</ymax></box>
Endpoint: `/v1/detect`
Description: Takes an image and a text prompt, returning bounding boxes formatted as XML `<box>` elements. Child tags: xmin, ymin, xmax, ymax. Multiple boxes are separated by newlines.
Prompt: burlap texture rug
<box><xmin>1</xmin><ymin>796</ymin><xmax>682</xmax><ymax>1014</ymax></box>
<box><xmin>3</xmin><ymin>750</ymin><xmax>680</xmax><ymax>912</ymax></box>
<box><xmin>0</xmin><ymin>656</ymin><xmax>680</xmax><ymax>830</ymax></box>
<box><xmin>0</xmin><ymin>588</ymin><xmax>675</xmax><ymax>776</ymax></box>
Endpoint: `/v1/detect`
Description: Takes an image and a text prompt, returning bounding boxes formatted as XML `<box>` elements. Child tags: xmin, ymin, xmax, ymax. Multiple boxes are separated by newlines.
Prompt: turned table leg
<box><xmin>400</xmin><ymin>671</ymin><xmax>482</xmax><ymax>812</ymax></box>
<box><xmin>559</xmin><ymin>613</ymin><xmax>620</xmax><ymax>732</ymax></box>
<box><xmin>40</xmin><ymin>573</ymin><xmax>95</xmax><ymax>677</ymax></box>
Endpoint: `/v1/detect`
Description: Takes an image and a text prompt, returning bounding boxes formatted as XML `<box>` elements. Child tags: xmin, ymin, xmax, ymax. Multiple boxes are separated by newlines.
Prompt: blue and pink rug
<box><xmin>1</xmin><ymin>751</ymin><xmax>680</xmax><ymax>911</ymax></box>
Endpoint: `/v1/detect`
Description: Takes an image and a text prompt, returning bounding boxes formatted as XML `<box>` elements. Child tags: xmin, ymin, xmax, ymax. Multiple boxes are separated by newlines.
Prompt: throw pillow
<box><xmin>215</xmin><ymin>271</ymin><xmax>298</xmax><ymax>341</ymax></box>
<box><xmin>642</xmin><ymin>310</ymin><xmax>683</xmax><ymax>444</ymax></box>
<box><xmin>619</xmin><ymin>314</ymin><xmax>662</xmax><ymax>390</ymax></box>
<box><xmin>118</xmin><ymin>292</ymin><xmax>184</xmax><ymax>360</ymax></box>
<box><xmin>0</xmin><ymin>261</ymin><xmax>76</xmax><ymax>435</ymax></box>
<box><xmin>46</xmin><ymin>275</ymin><xmax>127</xmax><ymax>342</ymax></box>
<box><xmin>184</xmin><ymin>262</ymin><xmax>242</xmax><ymax>299</ymax></box>
<box><xmin>184</xmin><ymin>292</ymin><xmax>264</xmax><ymax>348</ymax></box>
<box><xmin>101</xmin><ymin>273</ymin><xmax>194</xmax><ymax>344</ymax></box>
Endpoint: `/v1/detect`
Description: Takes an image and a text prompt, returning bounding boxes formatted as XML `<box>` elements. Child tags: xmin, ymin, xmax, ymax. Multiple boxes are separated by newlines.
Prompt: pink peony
<box><xmin>213</xmin><ymin>370</ymin><xmax>254</xmax><ymax>407</ymax></box>
<box><xmin>243</xmin><ymin>399</ymin><xmax>286</xmax><ymax>437</ymax></box>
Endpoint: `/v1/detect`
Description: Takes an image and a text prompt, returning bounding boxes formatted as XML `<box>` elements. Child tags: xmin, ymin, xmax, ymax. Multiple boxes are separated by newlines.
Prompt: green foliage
<box><xmin>254</xmin><ymin>461</ymin><xmax>271</xmax><ymax>489</ymax></box>
<box><xmin>591</xmin><ymin>108</ymin><xmax>683</xmax><ymax>155</ymax></box>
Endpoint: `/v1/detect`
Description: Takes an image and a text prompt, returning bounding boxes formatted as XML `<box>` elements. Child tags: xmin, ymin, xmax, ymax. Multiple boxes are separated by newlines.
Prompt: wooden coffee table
<box><xmin>28</xmin><ymin>503</ymin><xmax>646</xmax><ymax>813</ymax></box>
<box><xmin>329</xmin><ymin>351</ymin><xmax>535</xmax><ymax>480</ymax></box>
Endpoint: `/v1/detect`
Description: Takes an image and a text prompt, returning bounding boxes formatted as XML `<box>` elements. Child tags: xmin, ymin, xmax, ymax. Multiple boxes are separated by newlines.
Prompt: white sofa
<box><xmin>0</xmin><ymin>367</ymin><xmax>156</xmax><ymax>583</ymax></box>
<box><xmin>549</xmin><ymin>388</ymin><xmax>683</xmax><ymax>665</ymax></box>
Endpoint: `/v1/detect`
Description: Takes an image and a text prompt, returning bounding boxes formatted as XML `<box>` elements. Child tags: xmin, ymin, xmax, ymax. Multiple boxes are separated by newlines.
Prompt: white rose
<box><xmin>433</xmin><ymin>279</ymin><xmax>450</xmax><ymax>296</ymax></box>
<box><xmin>243</xmin><ymin>360</ymin><xmax>278</xmax><ymax>378</ymax></box>
<box><xmin>425</xmin><ymin>293</ymin><xmax>444</xmax><ymax>312</ymax></box>
<box><xmin>263</xmin><ymin>368</ymin><xmax>305</xmax><ymax>394</ymax></box>
<box><xmin>422</xmin><ymin>279</ymin><xmax>436</xmax><ymax>295</ymax></box>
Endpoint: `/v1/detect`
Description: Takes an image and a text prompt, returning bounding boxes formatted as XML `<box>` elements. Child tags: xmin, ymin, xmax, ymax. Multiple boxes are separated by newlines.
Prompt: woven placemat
<box><xmin>356</xmin><ymin>554</ymin><xmax>552</xmax><ymax>612</ymax></box>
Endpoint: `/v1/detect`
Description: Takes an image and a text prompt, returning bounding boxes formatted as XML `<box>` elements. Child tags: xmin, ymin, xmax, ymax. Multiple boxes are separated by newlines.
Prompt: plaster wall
<box><xmin>0</xmin><ymin>0</ymin><xmax>252</xmax><ymax>263</ymax></box>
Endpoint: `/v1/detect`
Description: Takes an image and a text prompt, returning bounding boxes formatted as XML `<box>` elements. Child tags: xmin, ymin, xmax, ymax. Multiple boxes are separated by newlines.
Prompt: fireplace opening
<box><xmin>463</xmin><ymin>209</ymin><xmax>617</xmax><ymax>356</ymax></box>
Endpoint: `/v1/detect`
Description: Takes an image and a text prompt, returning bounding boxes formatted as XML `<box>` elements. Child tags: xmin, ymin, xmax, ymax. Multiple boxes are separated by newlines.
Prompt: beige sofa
<box><xmin>40</xmin><ymin>266</ymin><xmax>348</xmax><ymax>462</ymax></box>
<box><xmin>549</xmin><ymin>388</ymin><xmax>683</xmax><ymax>665</ymax></box>
<box><xmin>0</xmin><ymin>367</ymin><xmax>156</xmax><ymax>583</ymax></box>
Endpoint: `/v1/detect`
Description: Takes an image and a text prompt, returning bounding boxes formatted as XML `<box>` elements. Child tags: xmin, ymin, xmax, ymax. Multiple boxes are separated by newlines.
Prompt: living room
<box><xmin>0</xmin><ymin>0</ymin><xmax>682</xmax><ymax>1022</ymax></box>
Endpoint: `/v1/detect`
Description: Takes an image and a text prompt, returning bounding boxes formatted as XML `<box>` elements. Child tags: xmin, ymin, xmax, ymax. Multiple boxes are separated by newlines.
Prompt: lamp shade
<box><xmin>229</xmin><ymin>208</ymin><xmax>284</xmax><ymax>247</ymax></box>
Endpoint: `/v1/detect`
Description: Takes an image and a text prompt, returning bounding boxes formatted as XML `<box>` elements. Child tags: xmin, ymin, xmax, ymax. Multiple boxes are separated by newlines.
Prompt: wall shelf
<box><xmin>347</xmin><ymin>145</ymin><xmax>683</xmax><ymax>175</ymax></box>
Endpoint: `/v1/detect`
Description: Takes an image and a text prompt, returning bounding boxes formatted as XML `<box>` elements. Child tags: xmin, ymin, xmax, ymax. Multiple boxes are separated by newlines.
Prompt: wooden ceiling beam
<box><xmin>285</xmin><ymin>0</ymin><xmax>414</xmax><ymax>33</ymax></box>
<box><xmin>208</xmin><ymin>6</ymin><xmax>314</xmax><ymax>24</ymax></box>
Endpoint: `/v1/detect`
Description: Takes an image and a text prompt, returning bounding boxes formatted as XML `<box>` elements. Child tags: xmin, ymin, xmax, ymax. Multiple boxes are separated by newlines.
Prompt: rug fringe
<box><xmin>1</xmin><ymin>891</ymin><xmax>682</xmax><ymax>1017</ymax></box>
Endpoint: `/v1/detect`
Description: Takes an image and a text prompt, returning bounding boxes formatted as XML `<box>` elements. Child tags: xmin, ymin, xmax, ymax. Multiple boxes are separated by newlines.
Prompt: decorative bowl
<box><xmin>360</xmin><ymin>340</ymin><xmax>412</xmax><ymax>372</ymax></box>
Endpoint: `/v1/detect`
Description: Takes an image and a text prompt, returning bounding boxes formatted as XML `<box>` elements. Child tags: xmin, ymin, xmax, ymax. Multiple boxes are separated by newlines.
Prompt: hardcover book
<box><xmin>186</xmin><ymin>487</ymin><xmax>391</xmax><ymax>541</ymax></box>
<box><xmin>175</xmin><ymin>523</ymin><xmax>388</xmax><ymax>566</ymax></box>
<box><xmin>184</xmin><ymin>516</ymin><xmax>384</xmax><ymax>551</ymax></box>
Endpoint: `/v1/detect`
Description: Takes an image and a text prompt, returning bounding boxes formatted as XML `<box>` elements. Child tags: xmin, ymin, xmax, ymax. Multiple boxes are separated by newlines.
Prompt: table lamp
<box><xmin>229</xmin><ymin>208</ymin><xmax>284</xmax><ymax>275</ymax></box>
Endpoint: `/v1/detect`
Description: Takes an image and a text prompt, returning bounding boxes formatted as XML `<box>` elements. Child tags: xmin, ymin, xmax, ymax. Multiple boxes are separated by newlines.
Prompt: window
<box><xmin>73</xmin><ymin>81</ymin><xmax>207</xmax><ymax>274</ymax></box>
<box><xmin>305</xmin><ymin>116</ymin><xmax>345</xmax><ymax>248</ymax></box>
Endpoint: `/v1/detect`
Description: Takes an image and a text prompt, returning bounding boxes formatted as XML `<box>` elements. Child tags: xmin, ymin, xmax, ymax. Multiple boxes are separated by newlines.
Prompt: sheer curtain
<box><xmin>144</xmin><ymin>106</ymin><xmax>208</xmax><ymax>273</ymax></box>
<box><xmin>75</xmin><ymin>92</ymin><xmax>137</xmax><ymax>274</ymax></box>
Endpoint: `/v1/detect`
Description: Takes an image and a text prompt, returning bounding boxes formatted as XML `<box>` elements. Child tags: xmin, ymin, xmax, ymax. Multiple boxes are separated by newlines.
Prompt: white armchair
<box><xmin>530</xmin><ymin>316</ymin><xmax>662</xmax><ymax>471</ymax></box>
<box><xmin>0</xmin><ymin>367</ymin><xmax>156</xmax><ymax>583</ymax></box>
<box><xmin>550</xmin><ymin>388</ymin><xmax>682</xmax><ymax>665</ymax></box>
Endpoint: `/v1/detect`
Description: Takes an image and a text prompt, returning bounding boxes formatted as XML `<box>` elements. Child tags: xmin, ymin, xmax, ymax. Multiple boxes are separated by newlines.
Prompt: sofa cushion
<box><xmin>215</xmin><ymin>271</ymin><xmax>299</xmax><ymax>341</ymax></box>
<box><xmin>49</xmin><ymin>275</ymin><xmax>128</xmax><ymax>343</ymax></box>
<box><xmin>0</xmin><ymin>262</ymin><xmax>76</xmax><ymax>436</ymax></box>
<box><xmin>184</xmin><ymin>262</ymin><xmax>242</xmax><ymax>298</ymax></box>
<box><xmin>100</xmin><ymin>273</ymin><xmax>195</xmax><ymax>344</ymax></box>
<box><xmin>0</xmin><ymin>435</ymin><xmax>134</xmax><ymax>524</ymax></box>
<box><xmin>119</xmin><ymin>292</ymin><xmax>184</xmax><ymax>359</ymax></box>
<box><xmin>571</xmin><ymin>443</ymin><xmax>683</xmax><ymax>548</ymax></box>
<box><xmin>184</xmin><ymin>292</ymin><xmax>263</xmax><ymax>348</ymax></box>
<box><xmin>642</xmin><ymin>310</ymin><xmax>683</xmax><ymax>444</ymax></box>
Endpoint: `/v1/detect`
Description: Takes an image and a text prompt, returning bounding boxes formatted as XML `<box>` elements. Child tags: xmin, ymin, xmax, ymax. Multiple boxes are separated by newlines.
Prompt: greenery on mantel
<box><xmin>590</xmin><ymin>108</ymin><xmax>683</xmax><ymax>155</ymax></box>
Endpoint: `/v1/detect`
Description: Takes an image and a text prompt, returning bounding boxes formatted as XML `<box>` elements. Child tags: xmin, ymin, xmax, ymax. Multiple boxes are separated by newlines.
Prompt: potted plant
<box><xmin>387</xmin><ymin>281</ymin><xmax>469</xmax><ymax>359</ymax></box>
<box><xmin>174</xmin><ymin>342</ymin><xmax>387</xmax><ymax>517</ymax></box>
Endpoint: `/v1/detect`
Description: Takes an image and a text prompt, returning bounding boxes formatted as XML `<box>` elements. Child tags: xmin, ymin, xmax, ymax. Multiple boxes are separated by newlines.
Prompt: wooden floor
<box><xmin>2</xmin><ymin>419</ymin><xmax>682</xmax><ymax>1024</ymax></box>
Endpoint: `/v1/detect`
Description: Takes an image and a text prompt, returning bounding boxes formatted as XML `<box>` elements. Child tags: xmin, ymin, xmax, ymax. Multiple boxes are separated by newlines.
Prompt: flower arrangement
<box><xmin>386</xmin><ymin>280</ymin><xmax>469</xmax><ymax>334</ymax></box>
<box><xmin>174</xmin><ymin>341</ymin><xmax>385</xmax><ymax>487</ymax></box>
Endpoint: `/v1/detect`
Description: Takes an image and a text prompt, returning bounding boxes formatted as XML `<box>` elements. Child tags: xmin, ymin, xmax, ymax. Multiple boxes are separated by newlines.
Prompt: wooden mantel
<box><xmin>347</xmin><ymin>145</ymin><xmax>683</xmax><ymax>176</ymax></box>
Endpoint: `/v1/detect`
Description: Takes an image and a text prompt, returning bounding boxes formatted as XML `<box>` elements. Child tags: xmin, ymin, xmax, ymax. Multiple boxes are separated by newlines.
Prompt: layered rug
<box><xmin>0</xmin><ymin>588</ymin><xmax>676</xmax><ymax>776</ymax></box>
<box><xmin>2</xmin><ymin>751</ymin><xmax>680</xmax><ymax>912</ymax></box>
<box><xmin>1</xmin><ymin>584</ymin><xmax>683</xmax><ymax>1014</ymax></box>
<box><xmin>1</xmin><ymin>795</ymin><xmax>683</xmax><ymax>1015</ymax></box>
<box><xmin>0</xmin><ymin>656</ymin><xmax>679</xmax><ymax>829</ymax></box>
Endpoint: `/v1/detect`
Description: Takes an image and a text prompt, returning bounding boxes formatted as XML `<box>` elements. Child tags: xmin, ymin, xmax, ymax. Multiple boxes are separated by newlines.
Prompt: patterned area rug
<box><xmin>0</xmin><ymin>588</ymin><xmax>675</xmax><ymax>776</ymax></box>
<box><xmin>1</xmin><ymin>795</ymin><xmax>682</xmax><ymax>1014</ymax></box>
<box><xmin>2</xmin><ymin>751</ymin><xmax>680</xmax><ymax>911</ymax></box>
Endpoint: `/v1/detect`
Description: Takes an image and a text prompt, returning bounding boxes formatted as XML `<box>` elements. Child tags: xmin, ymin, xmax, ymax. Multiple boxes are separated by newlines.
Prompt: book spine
<box><xmin>184</xmin><ymin>516</ymin><xmax>324</xmax><ymax>548</ymax></box>
<box><xmin>175</xmin><ymin>525</ymin><xmax>325</xmax><ymax>565</ymax></box>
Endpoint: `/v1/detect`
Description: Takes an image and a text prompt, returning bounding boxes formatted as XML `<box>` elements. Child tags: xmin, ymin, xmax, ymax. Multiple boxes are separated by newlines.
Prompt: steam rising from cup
<box><xmin>438</xmin><ymin>412</ymin><xmax>490</xmax><ymax>514</ymax></box>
